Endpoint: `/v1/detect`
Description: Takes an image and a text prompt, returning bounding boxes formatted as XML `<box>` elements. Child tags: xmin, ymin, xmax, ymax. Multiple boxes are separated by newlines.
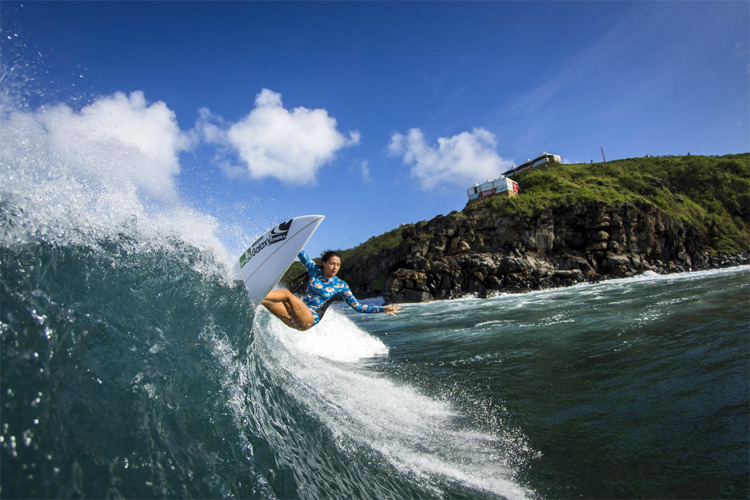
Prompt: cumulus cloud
<box><xmin>388</xmin><ymin>127</ymin><xmax>513</xmax><ymax>190</ymax></box>
<box><xmin>211</xmin><ymin>88</ymin><xmax>359</xmax><ymax>185</ymax></box>
<box><xmin>4</xmin><ymin>91</ymin><xmax>190</xmax><ymax>200</ymax></box>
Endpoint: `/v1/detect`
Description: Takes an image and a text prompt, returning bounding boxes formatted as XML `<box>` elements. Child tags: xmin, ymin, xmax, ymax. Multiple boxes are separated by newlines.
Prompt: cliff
<box><xmin>319</xmin><ymin>154</ymin><xmax>750</xmax><ymax>303</ymax></box>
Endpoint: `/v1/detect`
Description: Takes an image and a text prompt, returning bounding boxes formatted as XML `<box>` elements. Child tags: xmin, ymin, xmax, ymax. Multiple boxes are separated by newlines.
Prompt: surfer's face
<box><xmin>322</xmin><ymin>255</ymin><xmax>341</xmax><ymax>278</ymax></box>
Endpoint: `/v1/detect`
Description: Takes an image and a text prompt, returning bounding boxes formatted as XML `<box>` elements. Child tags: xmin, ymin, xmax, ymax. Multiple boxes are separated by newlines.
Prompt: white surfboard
<box><xmin>236</xmin><ymin>215</ymin><xmax>324</xmax><ymax>305</ymax></box>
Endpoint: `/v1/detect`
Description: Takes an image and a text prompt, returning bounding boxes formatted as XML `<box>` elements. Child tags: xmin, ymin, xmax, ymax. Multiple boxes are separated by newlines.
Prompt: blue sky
<box><xmin>2</xmin><ymin>1</ymin><xmax>748</xmax><ymax>259</ymax></box>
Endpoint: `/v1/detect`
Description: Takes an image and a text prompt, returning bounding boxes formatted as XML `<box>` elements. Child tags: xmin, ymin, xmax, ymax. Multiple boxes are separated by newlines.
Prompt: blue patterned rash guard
<box><xmin>298</xmin><ymin>250</ymin><xmax>384</xmax><ymax>325</ymax></box>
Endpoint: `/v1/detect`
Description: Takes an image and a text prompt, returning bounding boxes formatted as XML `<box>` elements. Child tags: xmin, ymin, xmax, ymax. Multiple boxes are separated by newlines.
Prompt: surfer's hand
<box><xmin>384</xmin><ymin>304</ymin><xmax>401</xmax><ymax>317</ymax></box>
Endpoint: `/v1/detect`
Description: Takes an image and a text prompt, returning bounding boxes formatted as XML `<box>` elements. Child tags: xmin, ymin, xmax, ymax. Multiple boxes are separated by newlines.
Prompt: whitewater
<box><xmin>1</xmin><ymin>66</ymin><xmax>748</xmax><ymax>499</ymax></box>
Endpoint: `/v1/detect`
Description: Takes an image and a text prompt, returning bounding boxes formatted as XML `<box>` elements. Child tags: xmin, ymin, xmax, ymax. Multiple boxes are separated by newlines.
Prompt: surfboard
<box><xmin>235</xmin><ymin>215</ymin><xmax>324</xmax><ymax>305</ymax></box>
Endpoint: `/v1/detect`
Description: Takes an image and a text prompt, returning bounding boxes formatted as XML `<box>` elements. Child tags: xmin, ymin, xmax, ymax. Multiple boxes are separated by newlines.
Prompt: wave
<box><xmin>0</xmin><ymin>232</ymin><xmax>265</xmax><ymax>497</ymax></box>
<box><xmin>1</xmin><ymin>75</ymin><xmax>535</xmax><ymax>497</ymax></box>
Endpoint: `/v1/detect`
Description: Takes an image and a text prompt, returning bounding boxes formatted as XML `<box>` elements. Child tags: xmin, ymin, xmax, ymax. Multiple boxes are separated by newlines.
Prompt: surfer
<box><xmin>262</xmin><ymin>250</ymin><xmax>401</xmax><ymax>331</ymax></box>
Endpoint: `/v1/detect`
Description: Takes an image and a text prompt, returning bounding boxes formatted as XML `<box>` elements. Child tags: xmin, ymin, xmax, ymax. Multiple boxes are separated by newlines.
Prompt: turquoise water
<box><xmin>2</xmin><ymin>217</ymin><xmax>748</xmax><ymax>498</ymax></box>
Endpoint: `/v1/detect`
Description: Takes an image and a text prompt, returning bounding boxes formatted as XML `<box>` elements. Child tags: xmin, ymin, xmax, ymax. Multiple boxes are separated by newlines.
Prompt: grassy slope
<box><xmin>466</xmin><ymin>153</ymin><xmax>749</xmax><ymax>253</ymax></box>
<box><xmin>297</xmin><ymin>154</ymin><xmax>748</xmax><ymax>286</ymax></box>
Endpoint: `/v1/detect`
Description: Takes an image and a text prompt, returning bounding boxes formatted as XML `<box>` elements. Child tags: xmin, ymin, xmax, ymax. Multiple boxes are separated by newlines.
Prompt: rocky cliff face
<box><xmin>341</xmin><ymin>201</ymin><xmax>747</xmax><ymax>303</ymax></box>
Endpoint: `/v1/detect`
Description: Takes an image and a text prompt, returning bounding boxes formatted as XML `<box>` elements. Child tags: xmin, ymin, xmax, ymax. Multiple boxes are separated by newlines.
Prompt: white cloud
<box><xmin>220</xmin><ymin>88</ymin><xmax>359</xmax><ymax>185</ymax></box>
<box><xmin>358</xmin><ymin>160</ymin><xmax>372</xmax><ymax>183</ymax></box>
<box><xmin>21</xmin><ymin>91</ymin><xmax>190</xmax><ymax>199</ymax></box>
<box><xmin>195</xmin><ymin>107</ymin><xmax>227</xmax><ymax>145</ymax></box>
<box><xmin>388</xmin><ymin>127</ymin><xmax>512</xmax><ymax>190</ymax></box>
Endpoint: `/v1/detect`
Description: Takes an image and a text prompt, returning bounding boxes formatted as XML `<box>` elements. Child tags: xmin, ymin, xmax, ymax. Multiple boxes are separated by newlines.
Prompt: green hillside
<box><xmin>284</xmin><ymin>154</ymin><xmax>748</xmax><ymax>286</ymax></box>
<box><xmin>466</xmin><ymin>153</ymin><xmax>749</xmax><ymax>253</ymax></box>
<box><xmin>344</xmin><ymin>154</ymin><xmax>749</xmax><ymax>260</ymax></box>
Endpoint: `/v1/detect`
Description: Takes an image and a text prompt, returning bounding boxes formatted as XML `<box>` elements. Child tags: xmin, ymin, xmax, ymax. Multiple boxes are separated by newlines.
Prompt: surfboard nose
<box><xmin>236</xmin><ymin>214</ymin><xmax>326</xmax><ymax>305</ymax></box>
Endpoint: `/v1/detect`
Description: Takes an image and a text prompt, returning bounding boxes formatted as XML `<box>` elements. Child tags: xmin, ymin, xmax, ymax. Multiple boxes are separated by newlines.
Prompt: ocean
<box><xmin>2</xmin><ymin>204</ymin><xmax>748</xmax><ymax>499</ymax></box>
<box><xmin>1</xmin><ymin>73</ymin><xmax>748</xmax><ymax>499</ymax></box>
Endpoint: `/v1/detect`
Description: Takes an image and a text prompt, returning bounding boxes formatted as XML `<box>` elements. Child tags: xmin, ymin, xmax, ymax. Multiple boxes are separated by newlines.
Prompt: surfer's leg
<box><xmin>262</xmin><ymin>289</ymin><xmax>315</xmax><ymax>331</ymax></box>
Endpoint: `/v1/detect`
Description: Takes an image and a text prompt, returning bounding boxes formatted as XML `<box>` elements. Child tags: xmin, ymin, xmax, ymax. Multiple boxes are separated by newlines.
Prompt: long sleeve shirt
<box><xmin>298</xmin><ymin>250</ymin><xmax>383</xmax><ymax>322</ymax></box>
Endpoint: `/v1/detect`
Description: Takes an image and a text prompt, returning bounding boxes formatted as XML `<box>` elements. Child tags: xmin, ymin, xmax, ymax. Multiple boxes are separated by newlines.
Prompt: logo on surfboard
<box><xmin>239</xmin><ymin>219</ymin><xmax>293</xmax><ymax>268</ymax></box>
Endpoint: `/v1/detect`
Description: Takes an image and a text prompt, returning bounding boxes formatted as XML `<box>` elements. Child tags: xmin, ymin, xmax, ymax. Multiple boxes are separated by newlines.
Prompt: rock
<box><xmin>591</xmin><ymin>230</ymin><xmax>609</xmax><ymax>241</ymax></box>
<box><xmin>602</xmin><ymin>255</ymin><xmax>631</xmax><ymax>275</ymax></box>
<box><xmin>342</xmin><ymin>200</ymin><xmax>745</xmax><ymax>304</ymax></box>
<box><xmin>587</xmin><ymin>241</ymin><xmax>608</xmax><ymax>252</ymax></box>
<box><xmin>552</xmin><ymin>269</ymin><xmax>584</xmax><ymax>281</ymax></box>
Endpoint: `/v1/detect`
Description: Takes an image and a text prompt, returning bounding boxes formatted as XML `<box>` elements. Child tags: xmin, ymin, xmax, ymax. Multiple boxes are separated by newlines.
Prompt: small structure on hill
<box><xmin>466</xmin><ymin>151</ymin><xmax>561</xmax><ymax>203</ymax></box>
<box><xmin>505</xmin><ymin>151</ymin><xmax>562</xmax><ymax>177</ymax></box>
<box><xmin>467</xmin><ymin>175</ymin><xmax>519</xmax><ymax>202</ymax></box>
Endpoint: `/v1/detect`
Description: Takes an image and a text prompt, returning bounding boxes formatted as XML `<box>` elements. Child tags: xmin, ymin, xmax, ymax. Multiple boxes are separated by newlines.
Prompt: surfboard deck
<box><xmin>235</xmin><ymin>215</ymin><xmax>324</xmax><ymax>305</ymax></box>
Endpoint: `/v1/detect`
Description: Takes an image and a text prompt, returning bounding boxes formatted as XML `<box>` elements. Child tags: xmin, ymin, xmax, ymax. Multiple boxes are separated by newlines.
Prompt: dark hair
<box><xmin>287</xmin><ymin>251</ymin><xmax>340</xmax><ymax>295</ymax></box>
<box><xmin>321</xmin><ymin>251</ymin><xmax>341</xmax><ymax>263</ymax></box>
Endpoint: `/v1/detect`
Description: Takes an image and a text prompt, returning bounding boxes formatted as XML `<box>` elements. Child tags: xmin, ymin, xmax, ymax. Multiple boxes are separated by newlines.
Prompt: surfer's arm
<box><xmin>297</xmin><ymin>250</ymin><xmax>318</xmax><ymax>274</ymax></box>
<box><xmin>339</xmin><ymin>283</ymin><xmax>385</xmax><ymax>314</ymax></box>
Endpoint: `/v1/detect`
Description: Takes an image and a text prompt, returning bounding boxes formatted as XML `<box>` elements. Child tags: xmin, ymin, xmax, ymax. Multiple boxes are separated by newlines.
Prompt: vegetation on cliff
<box><xmin>284</xmin><ymin>154</ymin><xmax>748</xmax><ymax>292</ymax></box>
<box><xmin>345</xmin><ymin>153</ymin><xmax>749</xmax><ymax>261</ymax></box>
<box><xmin>466</xmin><ymin>153</ymin><xmax>749</xmax><ymax>253</ymax></box>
